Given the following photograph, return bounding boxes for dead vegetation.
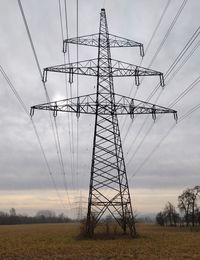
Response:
[0,223,200,259]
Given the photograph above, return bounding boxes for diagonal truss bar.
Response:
[42,58,164,86]
[63,33,144,56]
[31,92,177,120]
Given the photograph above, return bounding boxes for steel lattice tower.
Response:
[86,10,136,237]
[31,9,177,237]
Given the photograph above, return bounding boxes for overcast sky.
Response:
[0,0,200,218]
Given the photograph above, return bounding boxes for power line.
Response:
[120,0,172,133]
[58,0,64,41]
[58,0,74,188]
[121,2,199,180]
[129,74,200,179]
[127,121,155,167]
[122,1,187,136]
[147,26,200,102]
[64,0,71,62]
[130,122,176,179]
[54,117,71,207]
[130,98,200,179]
[144,0,172,57]
[0,64,67,211]
[166,39,200,85]
[135,0,188,91]
[18,0,71,207]
[124,25,200,162]
[63,0,76,185]
[146,0,188,70]
[76,0,79,99]
[17,0,42,79]
[17,0,59,152]
[127,27,200,154]
[168,75,200,108]
[76,0,80,178]
[127,73,200,167]
[55,0,78,205]
[165,27,200,78]
[179,103,200,122]
[125,115,149,156]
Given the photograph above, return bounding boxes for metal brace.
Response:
[30,107,34,118]
[53,103,58,117]
[69,67,74,84]
[42,69,48,83]
[152,105,156,121]
[174,112,178,123]
[135,66,140,87]
[160,73,165,88]
[63,41,67,53]
[76,97,80,118]
[140,44,144,58]
[129,99,135,119]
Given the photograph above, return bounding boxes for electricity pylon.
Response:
[31,9,177,237]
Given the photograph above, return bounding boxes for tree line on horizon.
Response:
[156,186,200,227]
[0,208,74,225]
[1,186,199,226]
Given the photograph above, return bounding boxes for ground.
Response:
[0,223,200,259]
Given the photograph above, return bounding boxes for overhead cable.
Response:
[121,0,172,133]
[124,25,200,160]
[0,64,67,211]
[18,0,71,207]
[129,74,200,178]
[146,0,188,70]
[130,99,200,179]
[76,0,80,178]
[58,0,74,188]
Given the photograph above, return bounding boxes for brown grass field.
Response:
[0,223,200,259]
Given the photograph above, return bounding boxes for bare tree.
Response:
[178,186,200,226]
[36,210,56,218]
[163,202,179,226]
[156,202,179,226]
[9,208,16,216]
[156,212,165,226]
[178,189,191,226]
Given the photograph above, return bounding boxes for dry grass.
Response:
[0,223,200,259]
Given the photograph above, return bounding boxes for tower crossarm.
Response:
[42,58,164,87]
[63,33,144,56]
[30,92,177,121]
[42,59,98,83]
[111,59,164,86]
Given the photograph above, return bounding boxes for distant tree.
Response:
[163,202,179,226]
[156,212,165,226]
[189,186,200,227]
[137,216,154,224]
[156,202,179,227]
[9,208,16,216]
[0,209,73,225]
[0,211,6,217]
[178,189,191,226]
[195,208,200,226]
[36,210,56,219]
[156,186,200,228]
[178,186,200,227]
[58,213,65,220]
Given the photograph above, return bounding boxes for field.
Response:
[0,223,200,259]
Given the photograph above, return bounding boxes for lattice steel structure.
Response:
[31,9,177,237]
